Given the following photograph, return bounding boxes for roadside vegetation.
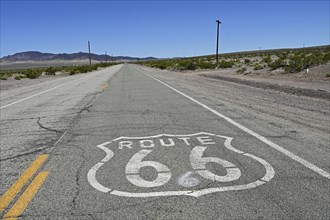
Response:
[138,45,330,77]
[0,62,118,80]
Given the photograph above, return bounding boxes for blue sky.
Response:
[1,0,329,58]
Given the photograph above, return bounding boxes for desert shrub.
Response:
[24,69,42,79]
[218,60,235,68]
[196,60,216,69]
[284,52,327,73]
[254,65,263,70]
[322,52,330,63]
[269,57,287,70]
[244,59,251,64]
[69,69,79,75]
[142,60,173,70]
[96,62,111,68]
[158,64,167,70]
[15,76,21,80]
[44,66,57,75]
[186,62,196,70]
[279,52,288,60]
[236,67,247,74]
[176,60,196,70]
[152,60,171,69]
[75,65,95,73]
[262,55,272,64]
[1,75,8,80]
[0,70,15,79]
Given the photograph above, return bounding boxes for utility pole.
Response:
[105,51,107,63]
[215,20,221,64]
[88,41,91,66]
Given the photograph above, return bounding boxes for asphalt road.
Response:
[1,64,329,219]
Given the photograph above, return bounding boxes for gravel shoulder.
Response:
[199,74,330,100]
[175,64,330,99]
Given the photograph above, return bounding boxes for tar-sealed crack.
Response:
[59,136,89,213]
[78,104,93,114]
[71,155,86,211]
[37,117,62,134]
[0,147,45,162]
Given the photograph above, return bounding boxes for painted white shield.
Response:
[87,132,275,198]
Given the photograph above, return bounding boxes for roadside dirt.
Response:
[167,63,330,100]
[0,74,69,91]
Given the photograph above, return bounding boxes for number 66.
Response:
[125,146,241,188]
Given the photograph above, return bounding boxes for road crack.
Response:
[0,147,44,162]
[37,117,62,133]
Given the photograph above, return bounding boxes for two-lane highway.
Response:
[1,64,329,219]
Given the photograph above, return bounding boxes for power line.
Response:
[221,26,240,52]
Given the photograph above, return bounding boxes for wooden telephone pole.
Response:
[88,41,91,66]
[216,20,221,64]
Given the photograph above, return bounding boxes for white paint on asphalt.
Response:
[142,71,330,180]
[87,162,111,193]
[125,149,172,188]
[190,146,242,182]
[245,153,275,182]
[159,138,175,147]
[119,141,133,149]
[87,132,275,197]
[87,142,114,193]
[53,131,68,147]
[139,140,155,148]
[178,171,200,187]
[111,132,215,141]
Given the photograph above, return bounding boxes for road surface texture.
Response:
[1,64,329,219]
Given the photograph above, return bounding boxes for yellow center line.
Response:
[3,171,49,220]
[0,154,48,213]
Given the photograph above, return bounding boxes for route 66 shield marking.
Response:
[87,132,275,198]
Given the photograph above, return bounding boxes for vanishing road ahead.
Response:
[1,64,329,219]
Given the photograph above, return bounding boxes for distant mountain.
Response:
[0,51,157,62]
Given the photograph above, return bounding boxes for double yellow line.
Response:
[0,154,49,219]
